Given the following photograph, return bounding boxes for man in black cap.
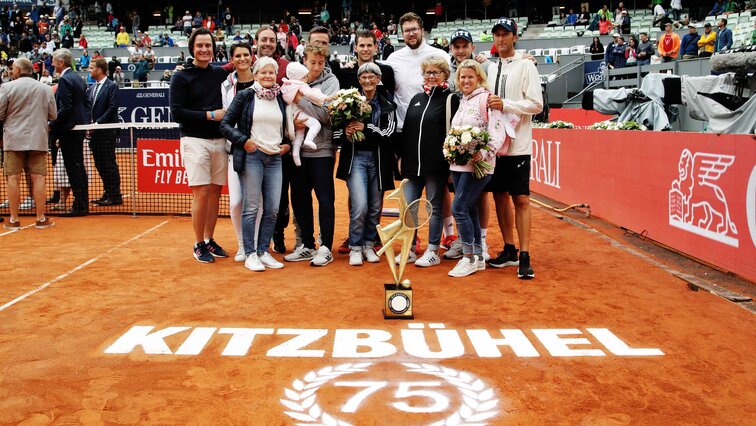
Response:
[485,17,543,280]
[697,23,716,57]
[448,29,490,92]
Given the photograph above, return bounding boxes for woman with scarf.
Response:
[220,56,292,272]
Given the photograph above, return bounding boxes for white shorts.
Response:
[180,137,228,187]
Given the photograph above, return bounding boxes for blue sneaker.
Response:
[193,242,215,263]
[206,238,228,258]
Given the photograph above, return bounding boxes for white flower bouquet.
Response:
[442,125,492,179]
[588,120,647,130]
[327,88,372,142]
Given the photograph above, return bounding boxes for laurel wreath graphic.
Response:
[280,362,498,425]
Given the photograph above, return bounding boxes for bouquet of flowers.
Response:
[442,125,492,179]
[588,120,647,130]
[327,88,372,142]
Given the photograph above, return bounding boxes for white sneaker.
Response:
[244,253,265,272]
[349,249,363,266]
[415,250,441,267]
[234,248,246,262]
[362,246,380,263]
[259,252,284,269]
[395,249,418,265]
[19,197,35,210]
[443,239,464,259]
[284,245,315,262]
[448,256,478,277]
[481,239,490,261]
[476,255,486,271]
[310,246,334,267]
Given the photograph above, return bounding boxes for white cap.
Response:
[286,62,308,80]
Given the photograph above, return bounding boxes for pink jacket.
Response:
[449,87,519,174]
[280,79,329,106]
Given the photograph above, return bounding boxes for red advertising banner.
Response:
[137,139,230,195]
[530,129,756,282]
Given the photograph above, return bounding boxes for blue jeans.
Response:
[240,150,282,255]
[451,171,492,256]
[404,174,446,250]
[637,59,650,66]
[346,151,382,249]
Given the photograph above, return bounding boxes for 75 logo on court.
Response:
[280,362,500,425]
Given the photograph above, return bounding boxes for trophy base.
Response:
[384,283,413,320]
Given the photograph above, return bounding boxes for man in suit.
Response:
[0,58,57,229]
[50,48,90,216]
[88,58,122,206]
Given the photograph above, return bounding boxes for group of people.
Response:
[2,48,123,230]
[169,12,542,280]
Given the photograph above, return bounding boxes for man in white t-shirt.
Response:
[381,12,449,131]
[485,17,543,279]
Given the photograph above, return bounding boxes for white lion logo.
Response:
[669,149,738,247]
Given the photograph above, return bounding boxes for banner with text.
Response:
[138,139,190,193]
[530,129,756,282]
[117,88,171,124]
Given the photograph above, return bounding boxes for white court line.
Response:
[0,224,36,237]
[0,220,170,312]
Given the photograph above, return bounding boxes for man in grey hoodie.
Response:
[283,42,341,267]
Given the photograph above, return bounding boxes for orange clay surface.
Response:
[1,182,755,425]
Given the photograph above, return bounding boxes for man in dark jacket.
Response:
[330,30,395,100]
[88,58,122,206]
[49,48,91,216]
[680,25,700,60]
[636,32,654,65]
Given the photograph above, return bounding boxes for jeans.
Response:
[290,156,335,250]
[451,171,492,256]
[240,150,282,256]
[637,59,650,66]
[403,174,446,250]
[346,151,382,249]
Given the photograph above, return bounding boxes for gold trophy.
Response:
[376,179,432,319]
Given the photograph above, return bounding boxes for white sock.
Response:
[481,228,487,239]
[443,217,455,237]
[204,238,211,244]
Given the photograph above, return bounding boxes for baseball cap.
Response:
[492,17,517,34]
[612,33,620,37]
[687,24,696,29]
[704,22,712,27]
[450,29,473,44]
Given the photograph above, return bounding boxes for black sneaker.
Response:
[193,242,215,263]
[489,246,519,268]
[273,230,286,253]
[206,238,228,258]
[517,252,535,280]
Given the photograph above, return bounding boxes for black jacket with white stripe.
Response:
[335,92,397,192]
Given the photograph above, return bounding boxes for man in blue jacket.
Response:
[680,25,701,59]
[715,18,732,52]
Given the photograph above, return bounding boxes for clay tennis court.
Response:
[1,181,754,425]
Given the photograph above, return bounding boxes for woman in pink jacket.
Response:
[447,60,518,278]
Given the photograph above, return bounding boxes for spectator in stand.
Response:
[132,10,141,41]
[59,15,72,37]
[177,51,186,66]
[223,7,234,35]
[113,65,124,85]
[295,39,305,63]
[216,45,227,62]
[79,49,91,70]
[116,26,129,47]
[73,15,83,39]
[144,46,156,63]
[93,51,104,60]
[0,57,57,230]
[160,33,174,47]
[203,15,216,33]
[637,32,654,65]
[160,70,171,84]
[619,10,631,35]
[658,23,681,62]
[107,55,120,78]
[40,68,53,85]
[566,9,578,26]
[751,21,756,46]
[605,33,619,65]
[557,12,567,27]
[715,18,733,52]
[282,42,340,267]
[611,36,627,68]
[133,55,150,86]
[614,1,625,17]
[215,28,226,43]
[698,23,716,57]
[625,37,639,65]
[142,32,152,47]
[61,29,74,48]
[680,24,700,59]
[382,36,394,60]
[334,62,396,267]
[371,23,382,40]
[589,36,604,59]
[670,0,683,21]
[724,0,738,13]
[192,11,203,30]
[78,34,87,48]
[88,58,122,206]
[578,7,591,26]
[182,10,193,36]
[598,15,613,35]
[287,31,299,62]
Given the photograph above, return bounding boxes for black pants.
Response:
[90,129,122,200]
[59,130,89,211]
[290,156,335,250]
[275,153,294,233]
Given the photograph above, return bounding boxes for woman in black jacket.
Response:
[395,55,460,267]
[335,63,397,266]
[589,36,604,60]
[219,57,292,272]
